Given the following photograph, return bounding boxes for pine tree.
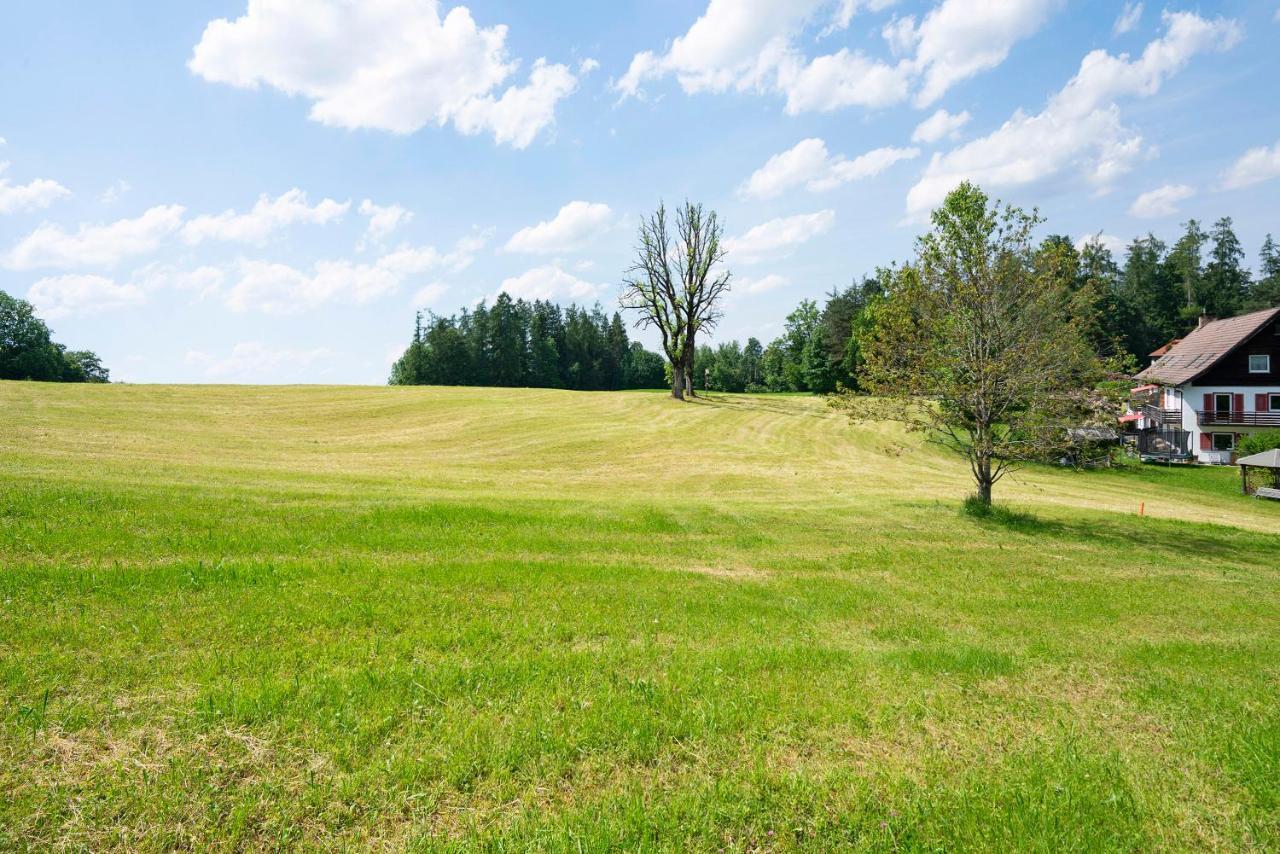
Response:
[1201,216,1249,317]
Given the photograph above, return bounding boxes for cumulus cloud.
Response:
[617,0,1056,114]
[1221,140,1280,190]
[908,0,1061,107]
[410,281,449,308]
[1113,2,1143,35]
[504,201,613,253]
[738,273,790,294]
[221,236,482,314]
[905,11,1241,220]
[724,210,835,264]
[186,341,333,382]
[498,264,603,301]
[27,274,145,319]
[182,188,348,244]
[131,263,227,298]
[1129,184,1194,218]
[911,108,970,143]
[189,0,579,148]
[740,139,918,199]
[5,205,185,270]
[0,160,71,215]
[615,0,910,114]
[358,199,414,249]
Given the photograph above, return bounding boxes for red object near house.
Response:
[1200,433,1212,450]
[1258,393,1270,411]
[1234,393,1244,416]
[1203,392,1213,412]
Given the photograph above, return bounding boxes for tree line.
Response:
[691,218,1280,394]
[1,290,110,382]
[389,292,666,390]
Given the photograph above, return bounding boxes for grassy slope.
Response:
[1,382,1277,851]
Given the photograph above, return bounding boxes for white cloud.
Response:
[222,236,481,314]
[358,199,414,249]
[909,0,1061,107]
[504,201,613,253]
[185,342,333,382]
[1075,232,1127,256]
[905,11,1242,220]
[0,161,71,215]
[911,108,970,143]
[1128,184,1194,218]
[616,0,1055,115]
[498,265,603,301]
[1221,140,1280,190]
[1113,2,1143,35]
[411,282,449,308]
[189,0,579,148]
[738,273,790,294]
[27,274,145,319]
[5,205,185,270]
[615,1,910,115]
[131,263,226,298]
[740,138,917,199]
[99,180,131,204]
[724,210,835,264]
[182,188,348,244]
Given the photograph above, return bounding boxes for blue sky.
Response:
[2,0,1278,383]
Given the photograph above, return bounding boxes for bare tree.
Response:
[621,201,731,400]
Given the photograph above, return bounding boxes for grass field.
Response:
[2,382,1278,851]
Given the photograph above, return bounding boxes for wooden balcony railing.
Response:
[1196,410,1280,427]
[1139,404,1183,426]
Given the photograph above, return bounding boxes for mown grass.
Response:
[1,382,1277,850]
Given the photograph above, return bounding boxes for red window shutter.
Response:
[1200,432,1212,450]
[1257,393,1268,412]
[1203,393,1213,412]
[1234,393,1244,415]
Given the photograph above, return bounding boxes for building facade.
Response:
[1128,307,1280,464]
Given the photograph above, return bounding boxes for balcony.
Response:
[1196,410,1280,427]
[1139,404,1183,426]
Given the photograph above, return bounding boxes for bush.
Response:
[1239,430,1280,457]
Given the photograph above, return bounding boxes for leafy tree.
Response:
[0,290,109,382]
[830,182,1109,508]
[1165,219,1208,324]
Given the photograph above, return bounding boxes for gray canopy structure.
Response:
[1237,448,1280,497]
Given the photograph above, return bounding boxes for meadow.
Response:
[1,382,1277,851]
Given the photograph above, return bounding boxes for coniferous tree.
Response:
[1201,217,1249,317]
[1247,234,1280,310]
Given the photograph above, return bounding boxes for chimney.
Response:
[1197,314,1215,330]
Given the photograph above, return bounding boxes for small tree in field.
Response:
[830,182,1107,507]
[621,201,731,399]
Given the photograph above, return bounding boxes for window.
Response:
[1215,393,1232,416]
[1249,354,1271,373]
[1271,393,1280,412]
[1212,433,1235,451]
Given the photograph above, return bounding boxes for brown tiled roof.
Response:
[1136,307,1280,385]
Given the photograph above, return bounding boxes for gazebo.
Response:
[1237,449,1280,498]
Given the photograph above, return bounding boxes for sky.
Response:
[1,0,1278,384]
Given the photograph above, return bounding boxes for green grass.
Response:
[1,382,1277,851]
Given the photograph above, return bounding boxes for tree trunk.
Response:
[974,455,994,507]
[671,364,685,400]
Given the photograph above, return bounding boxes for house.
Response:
[1126,307,1280,464]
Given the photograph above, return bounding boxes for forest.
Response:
[391,218,1280,395]
[389,293,667,390]
[695,218,1280,394]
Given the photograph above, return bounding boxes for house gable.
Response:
[1193,315,1280,386]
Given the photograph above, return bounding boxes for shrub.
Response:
[1239,430,1280,457]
